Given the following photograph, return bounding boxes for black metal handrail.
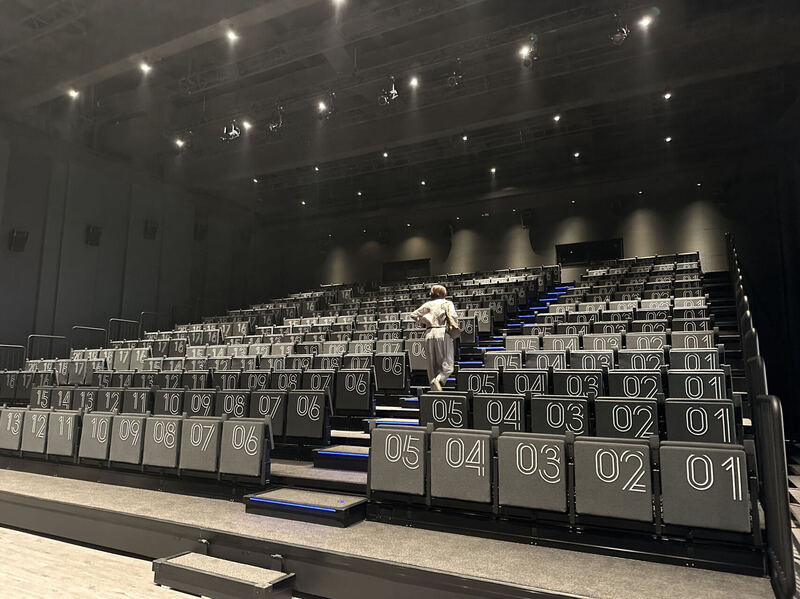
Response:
[108,318,139,342]
[26,334,69,360]
[138,311,166,337]
[70,325,107,350]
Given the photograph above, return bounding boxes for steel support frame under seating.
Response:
[367,496,767,577]
[0,489,574,599]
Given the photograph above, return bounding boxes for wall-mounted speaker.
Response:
[8,229,29,252]
[85,225,102,247]
[143,219,158,240]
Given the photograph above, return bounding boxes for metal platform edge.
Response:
[0,487,578,599]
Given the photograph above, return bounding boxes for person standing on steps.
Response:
[408,285,458,392]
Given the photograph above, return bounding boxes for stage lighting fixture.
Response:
[220,120,241,142]
[420,180,426,186]
[379,76,400,105]
[462,134,468,141]
[520,34,539,68]
[446,58,464,87]
[406,223,411,227]
[490,167,496,174]
[67,88,79,99]
[252,178,258,183]
[226,29,239,42]
[663,92,672,100]
[318,92,336,120]
[409,76,419,88]
[573,151,580,158]
[665,136,672,143]
[553,114,561,122]
[610,12,630,46]
[301,200,306,205]
[314,166,319,172]
[139,61,152,74]
[382,150,389,158]
[267,105,284,133]
[639,15,653,28]
[175,139,185,148]
[357,191,362,197]
[570,200,575,205]
[697,182,702,187]
[638,190,644,195]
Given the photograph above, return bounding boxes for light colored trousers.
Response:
[425,327,454,386]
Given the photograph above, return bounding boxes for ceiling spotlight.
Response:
[314,166,319,172]
[301,201,306,206]
[482,212,490,217]
[610,12,630,46]
[139,61,152,74]
[665,136,672,143]
[382,150,389,158]
[220,120,241,142]
[252,178,258,183]
[663,92,672,100]
[318,92,336,120]
[638,190,644,195]
[456,216,460,220]
[175,139,185,148]
[242,120,253,131]
[697,182,702,187]
[462,134,468,141]
[226,29,239,42]
[406,223,411,227]
[362,229,366,233]
[357,191,362,197]
[573,151,580,158]
[571,200,575,204]
[520,34,539,68]
[639,15,653,28]
[67,88,79,99]
[490,167,496,174]
[420,180,426,186]
[409,76,419,88]
[446,58,464,87]
[553,114,561,122]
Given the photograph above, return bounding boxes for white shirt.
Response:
[409,298,457,328]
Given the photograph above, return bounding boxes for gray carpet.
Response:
[0,470,773,599]
[270,459,367,484]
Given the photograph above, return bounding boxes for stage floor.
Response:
[0,469,772,599]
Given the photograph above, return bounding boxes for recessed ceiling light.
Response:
[67,88,79,99]
[573,151,580,158]
[301,201,306,205]
[139,61,152,74]
[252,178,258,183]
[456,216,460,220]
[490,167,496,174]
[409,76,419,88]
[382,151,388,158]
[553,114,561,122]
[638,15,653,28]
[420,180,426,186]
[242,120,252,130]
[175,139,185,148]
[357,191,362,196]
[462,134,468,141]
[512,209,516,212]
[317,101,328,113]
[571,200,575,204]
[697,182,702,187]
[638,190,644,195]
[226,29,239,42]
[663,92,672,100]
[406,223,411,227]
[314,166,319,172]
[519,45,531,58]
[328,234,332,238]
[362,229,366,233]
[665,136,672,143]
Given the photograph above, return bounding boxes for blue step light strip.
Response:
[458,360,483,365]
[375,419,420,426]
[316,450,368,458]
[249,497,337,513]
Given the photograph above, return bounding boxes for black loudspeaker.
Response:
[143,219,158,240]
[8,229,29,252]
[85,225,102,247]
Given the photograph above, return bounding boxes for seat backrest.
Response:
[594,397,658,439]
[430,428,493,503]
[664,398,737,444]
[660,441,750,532]
[369,425,427,496]
[497,432,567,512]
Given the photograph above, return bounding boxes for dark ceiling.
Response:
[1,0,798,225]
